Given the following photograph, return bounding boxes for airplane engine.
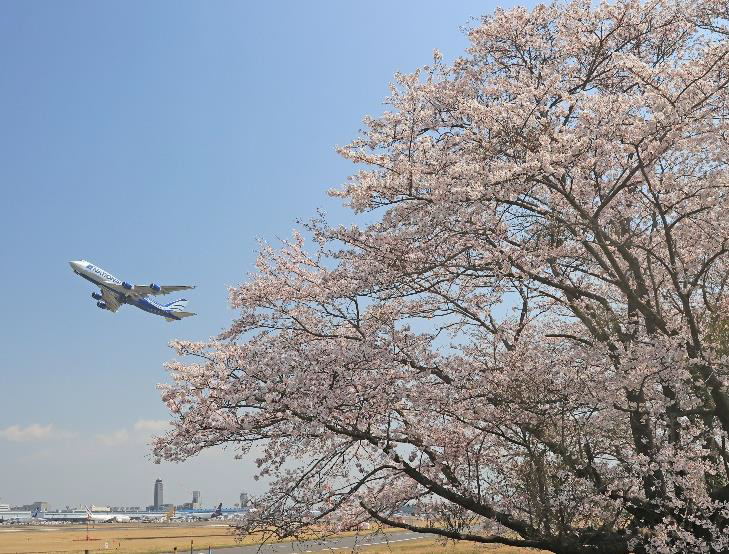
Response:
[150,283,161,292]
[91,292,102,301]
[122,281,133,290]
[96,301,108,310]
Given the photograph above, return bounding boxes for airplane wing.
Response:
[131,284,195,297]
[100,288,122,312]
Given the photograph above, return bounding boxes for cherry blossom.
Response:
[154,1,729,552]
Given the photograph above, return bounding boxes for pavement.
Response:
[182,530,429,553]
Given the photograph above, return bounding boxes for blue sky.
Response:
[0,0,530,509]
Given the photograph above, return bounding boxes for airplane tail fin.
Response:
[165,311,196,322]
[212,502,223,517]
[164,298,189,312]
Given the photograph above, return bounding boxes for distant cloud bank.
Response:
[133,419,170,433]
[0,419,170,446]
[0,423,75,442]
[96,419,169,447]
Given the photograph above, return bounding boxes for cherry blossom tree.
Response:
[154,1,729,552]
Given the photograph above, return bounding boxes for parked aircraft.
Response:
[141,506,177,522]
[30,508,46,522]
[69,260,195,321]
[84,507,131,523]
[191,503,223,520]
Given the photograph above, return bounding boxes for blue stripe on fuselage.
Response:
[131,297,181,320]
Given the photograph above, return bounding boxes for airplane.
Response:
[141,506,178,522]
[69,260,196,322]
[190,503,223,521]
[30,508,46,522]
[84,506,131,523]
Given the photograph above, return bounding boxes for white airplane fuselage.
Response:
[86,512,131,523]
[69,260,194,321]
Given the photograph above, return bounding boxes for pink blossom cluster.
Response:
[155,1,729,552]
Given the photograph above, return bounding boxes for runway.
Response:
[197,531,427,553]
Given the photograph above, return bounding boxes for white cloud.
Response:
[133,419,170,433]
[96,419,170,447]
[0,423,75,442]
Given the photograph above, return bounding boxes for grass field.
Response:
[0,523,547,554]
[0,523,240,554]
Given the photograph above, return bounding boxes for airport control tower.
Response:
[153,479,163,509]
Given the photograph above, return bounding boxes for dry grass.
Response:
[0,523,547,554]
[0,524,244,554]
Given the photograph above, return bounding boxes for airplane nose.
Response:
[69,260,82,271]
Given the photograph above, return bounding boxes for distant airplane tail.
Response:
[164,298,189,312]
[31,508,40,518]
[212,502,222,517]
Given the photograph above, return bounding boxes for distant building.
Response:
[192,490,201,505]
[240,492,249,507]
[154,479,163,509]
